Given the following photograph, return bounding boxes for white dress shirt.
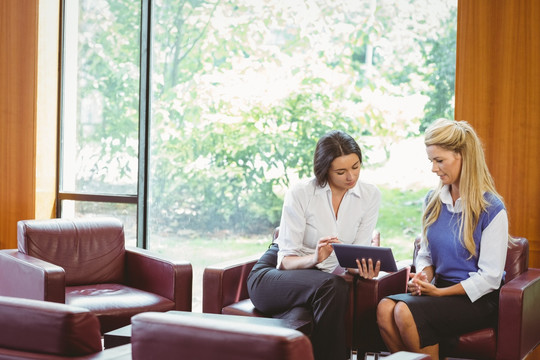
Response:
[275,177,381,272]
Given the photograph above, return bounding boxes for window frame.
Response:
[57,0,152,248]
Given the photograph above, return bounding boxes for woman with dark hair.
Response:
[247,130,381,360]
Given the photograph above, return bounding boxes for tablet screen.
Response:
[332,244,398,272]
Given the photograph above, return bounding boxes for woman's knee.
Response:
[315,274,349,305]
[377,298,397,327]
[326,274,349,297]
[393,301,414,330]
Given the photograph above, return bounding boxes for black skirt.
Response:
[386,279,499,348]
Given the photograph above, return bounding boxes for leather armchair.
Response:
[202,228,409,355]
[0,295,131,359]
[410,237,540,360]
[202,252,356,345]
[131,311,314,360]
[0,217,193,333]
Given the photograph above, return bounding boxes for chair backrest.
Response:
[131,312,314,360]
[0,295,102,356]
[503,237,529,282]
[17,217,126,286]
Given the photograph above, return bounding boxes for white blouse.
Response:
[275,177,381,272]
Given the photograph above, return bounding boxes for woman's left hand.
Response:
[356,258,381,279]
[411,273,440,296]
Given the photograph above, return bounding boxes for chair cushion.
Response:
[17,217,126,286]
[443,327,496,360]
[0,295,102,356]
[222,298,266,317]
[67,283,176,333]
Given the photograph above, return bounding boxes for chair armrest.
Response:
[125,247,193,311]
[0,249,65,302]
[0,296,102,356]
[202,255,259,314]
[497,268,540,360]
[355,267,409,317]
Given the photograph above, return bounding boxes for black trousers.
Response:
[247,244,349,360]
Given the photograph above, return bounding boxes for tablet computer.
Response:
[332,244,398,272]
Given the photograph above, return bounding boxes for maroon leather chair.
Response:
[0,217,193,333]
[202,228,409,355]
[410,237,540,360]
[131,311,314,360]
[0,295,131,359]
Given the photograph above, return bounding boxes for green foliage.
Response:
[68,0,457,238]
[419,6,457,131]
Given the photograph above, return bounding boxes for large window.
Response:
[60,0,457,310]
[60,0,141,246]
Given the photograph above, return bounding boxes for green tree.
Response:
[419,5,457,131]
[70,0,457,236]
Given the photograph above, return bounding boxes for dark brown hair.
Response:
[313,130,362,187]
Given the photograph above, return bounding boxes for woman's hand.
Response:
[413,279,441,296]
[409,267,443,296]
[355,257,381,279]
[408,271,428,295]
[314,236,340,264]
[281,236,340,270]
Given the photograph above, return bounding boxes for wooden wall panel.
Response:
[455,0,540,268]
[0,0,38,249]
[0,0,58,250]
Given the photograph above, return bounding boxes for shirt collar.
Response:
[315,180,362,198]
[440,185,462,213]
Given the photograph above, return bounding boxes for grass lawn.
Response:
[377,187,428,260]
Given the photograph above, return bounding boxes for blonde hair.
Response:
[422,119,504,258]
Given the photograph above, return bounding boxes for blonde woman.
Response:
[376,119,510,360]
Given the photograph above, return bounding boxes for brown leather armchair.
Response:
[410,237,540,360]
[131,311,314,360]
[202,228,409,355]
[0,295,131,359]
[0,217,193,333]
[202,230,355,346]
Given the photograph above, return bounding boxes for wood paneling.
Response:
[0,0,58,250]
[456,0,540,269]
[0,1,38,249]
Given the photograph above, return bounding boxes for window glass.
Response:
[149,0,456,310]
[60,0,141,195]
[60,0,456,311]
[60,200,137,247]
